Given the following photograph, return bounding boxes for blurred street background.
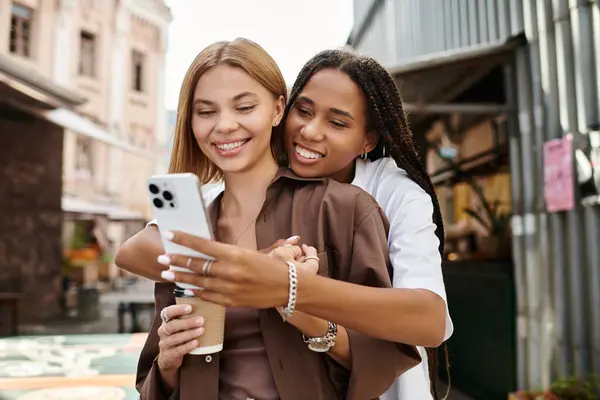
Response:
[1,0,600,399]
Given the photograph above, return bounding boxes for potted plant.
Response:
[463,176,512,260]
[510,374,600,399]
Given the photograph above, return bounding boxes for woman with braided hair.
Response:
[117,48,451,399]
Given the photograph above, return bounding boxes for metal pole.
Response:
[479,0,489,43]
[594,1,600,118]
[505,60,528,390]
[524,0,554,388]
[487,0,500,40]
[570,0,600,374]
[536,0,570,378]
[515,41,544,388]
[553,0,589,376]
[468,0,480,45]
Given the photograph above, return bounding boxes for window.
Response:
[131,50,145,92]
[79,31,96,77]
[75,137,94,179]
[9,4,33,57]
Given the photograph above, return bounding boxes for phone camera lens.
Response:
[149,184,160,194]
[153,198,164,208]
[162,191,173,201]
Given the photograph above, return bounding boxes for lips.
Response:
[215,139,248,151]
[212,138,251,157]
[294,144,324,160]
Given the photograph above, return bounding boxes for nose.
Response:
[215,111,239,134]
[299,120,324,142]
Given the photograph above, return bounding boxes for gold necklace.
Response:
[221,198,261,246]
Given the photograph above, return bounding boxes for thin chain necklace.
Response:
[221,197,261,246]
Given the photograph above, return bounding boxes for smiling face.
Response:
[191,64,284,176]
[284,68,377,183]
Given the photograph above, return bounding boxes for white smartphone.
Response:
[147,173,214,289]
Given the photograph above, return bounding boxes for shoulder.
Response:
[320,178,384,228]
[359,158,433,210]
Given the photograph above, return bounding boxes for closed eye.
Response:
[295,106,312,117]
[237,105,256,113]
[330,120,347,128]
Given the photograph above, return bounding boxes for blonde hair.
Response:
[168,38,288,183]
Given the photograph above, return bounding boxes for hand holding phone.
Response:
[147,173,214,289]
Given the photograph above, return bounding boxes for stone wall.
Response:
[0,106,64,325]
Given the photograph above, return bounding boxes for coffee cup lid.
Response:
[173,288,194,298]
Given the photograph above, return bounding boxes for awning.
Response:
[0,54,85,109]
[391,34,526,115]
[0,55,153,159]
[62,196,144,221]
[42,108,154,158]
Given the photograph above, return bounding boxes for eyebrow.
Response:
[193,91,259,106]
[296,95,355,120]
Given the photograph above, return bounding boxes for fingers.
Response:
[298,244,319,274]
[161,269,212,288]
[162,304,194,322]
[159,325,205,350]
[165,230,236,260]
[269,244,302,262]
[158,336,201,370]
[159,315,205,339]
[260,236,300,254]
[302,244,318,258]
[159,254,217,276]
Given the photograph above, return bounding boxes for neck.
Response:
[222,156,279,217]
[330,159,357,184]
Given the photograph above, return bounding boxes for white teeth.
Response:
[216,140,246,151]
[295,145,322,159]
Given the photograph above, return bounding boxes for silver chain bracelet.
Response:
[280,261,297,321]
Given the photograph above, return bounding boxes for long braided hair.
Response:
[286,49,447,398]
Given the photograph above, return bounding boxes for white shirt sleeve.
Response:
[381,173,454,341]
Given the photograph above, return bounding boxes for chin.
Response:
[289,160,324,178]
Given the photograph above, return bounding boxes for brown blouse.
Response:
[135,168,421,400]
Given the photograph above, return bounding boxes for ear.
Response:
[362,131,378,154]
[272,95,285,127]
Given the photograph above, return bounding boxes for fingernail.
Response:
[195,317,204,325]
[157,255,171,266]
[286,235,300,241]
[163,231,174,240]
[195,327,205,335]
[184,305,192,313]
[183,289,195,297]
[161,270,175,281]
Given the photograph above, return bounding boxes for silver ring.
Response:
[160,307,170,324]
[186,257,193,268]
[202,259,213,276]
[304,256,319,262]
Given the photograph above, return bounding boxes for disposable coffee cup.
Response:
[173,288,225,355]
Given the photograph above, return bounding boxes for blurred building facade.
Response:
[348,0,600,398]
[0,0,171,323]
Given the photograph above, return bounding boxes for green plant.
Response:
[70,223,89,250]
[513,375,600,400]
[550,374,600,399]
[435,146,511,237]
[463,176,511,237]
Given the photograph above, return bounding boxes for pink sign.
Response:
[544,135,574,212]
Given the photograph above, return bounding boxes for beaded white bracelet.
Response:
[280,261,298,321]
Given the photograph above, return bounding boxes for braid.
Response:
[288,50,448,399]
